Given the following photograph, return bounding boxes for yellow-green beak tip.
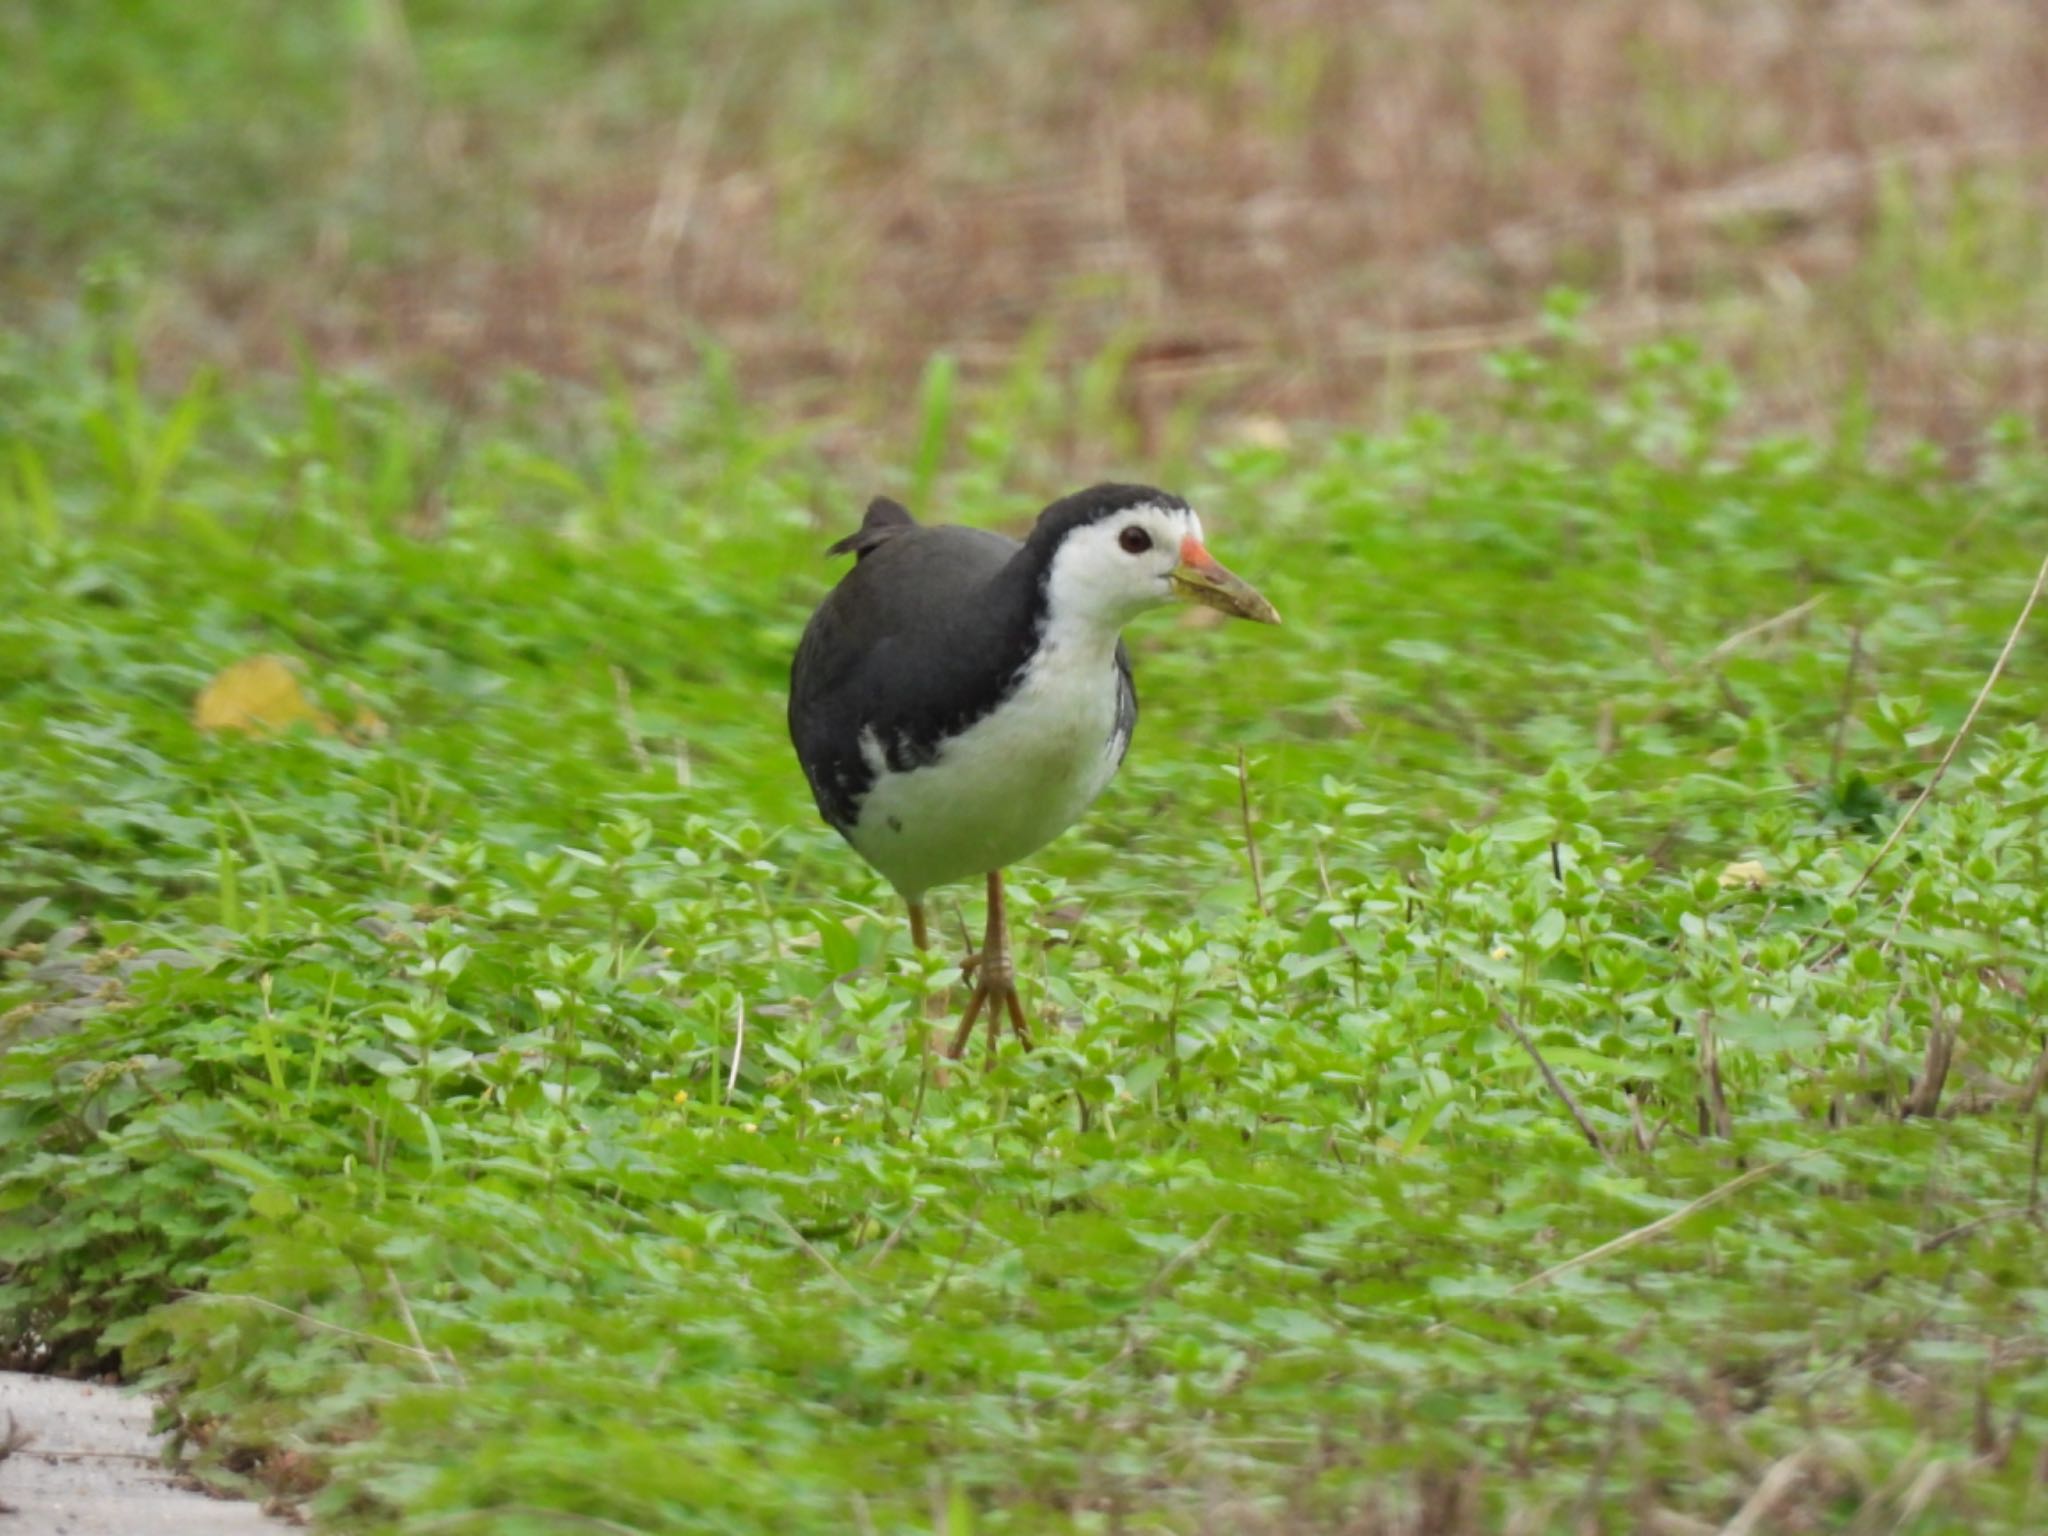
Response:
[1171,538,1280,625]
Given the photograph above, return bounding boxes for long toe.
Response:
[1002,984,1034,1048]
[947,985,988,1060]
[977,977,1032,1065]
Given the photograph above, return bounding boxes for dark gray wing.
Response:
[1112,639,1136,765]
[789,524,1038,833]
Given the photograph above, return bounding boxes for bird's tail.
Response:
[826,497,916,560]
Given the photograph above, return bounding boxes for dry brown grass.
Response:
[133,0,2048,444]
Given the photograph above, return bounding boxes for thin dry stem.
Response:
[2018,1037,2048,1115]
[1699,595,1825,669]
[383,1260,458,1387]
[183,1289,447,1369]
[1828,625,1865,785]
[1714,1449,1812,1536]
[607,664,650,773]
[1236,748,1268,918]
[1507,1158,1800,1297]
[864,1198,926,1271]
[412,1508,651,1535]
[1060,1214,1233,1399]
[765,1207,864,1298]
[2031,1112,2044,1215]
[1902,1022,1957,1120]
[1842,551,2048,909]
[726,992,745,1100]
[915,1195,986,1320]
[1497,1010,1613,1163]
[1698,1015,1734,1139]
[1142,1213,1232,1302]
[1916,1204,2030,1254]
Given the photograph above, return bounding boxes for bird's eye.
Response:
[1118,526,1153,555]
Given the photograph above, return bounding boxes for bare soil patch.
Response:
[87,1,2048,443]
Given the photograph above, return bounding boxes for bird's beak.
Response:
[1170,536,1281,625]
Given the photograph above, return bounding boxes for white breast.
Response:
[848,635,1127,899]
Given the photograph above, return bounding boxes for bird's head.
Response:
[1028,484,1280,634]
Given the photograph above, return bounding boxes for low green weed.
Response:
[3,331,2047,1531]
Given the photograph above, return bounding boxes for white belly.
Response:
[848,643,1128,899]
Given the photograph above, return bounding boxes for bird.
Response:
[788,483,1279,1061]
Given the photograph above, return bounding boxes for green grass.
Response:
[4,321,2048,1533]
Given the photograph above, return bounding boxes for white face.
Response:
[1042,502,1202,633]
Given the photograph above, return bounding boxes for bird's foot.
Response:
[945,960,1033,1065]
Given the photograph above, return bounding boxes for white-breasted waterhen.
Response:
[789,484,1279,1061]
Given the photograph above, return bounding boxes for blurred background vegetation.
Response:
[9,0,2048,455]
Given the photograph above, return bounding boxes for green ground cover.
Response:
[4,316,2047,1531]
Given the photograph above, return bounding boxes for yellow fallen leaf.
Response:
[1718,860,1770,890]
[193,655,333,736]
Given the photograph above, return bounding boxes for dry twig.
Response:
[1902,1022,1957,1120]
[1497,1010,1613,1163]
[1839,551,2048,913]
[608,664,650,773]
[1715,1449,1812,1536]
[726,993,746,1100]
[414,1507,651,1535]
[1699,595,1825,669]
[1828,625,1865,785]
[384,1261,461,1387]
[765,1208,863,1299]
[1698,1016,1734,1139]
[1508,1158,1801,1297]
[1235,747,1269,917]
[1058,1215,1233,1398]
[182,1290,446,1368]
[864,1199,925,1271]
